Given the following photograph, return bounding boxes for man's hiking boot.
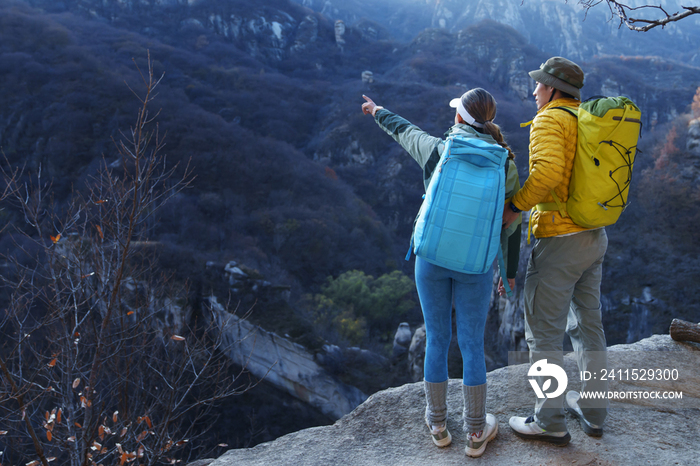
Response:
[465,413,498,457]
[565,391,604,437]
[508,415,571,446]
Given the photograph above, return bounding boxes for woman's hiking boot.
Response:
[424,380,451,447]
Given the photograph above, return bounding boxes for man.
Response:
[502,57,608,445]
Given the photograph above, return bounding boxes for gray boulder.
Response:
[392,322,412,359]
[407,325,426,382]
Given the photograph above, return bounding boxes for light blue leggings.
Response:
[415,256,493,386]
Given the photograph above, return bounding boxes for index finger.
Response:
[362,95,374,104]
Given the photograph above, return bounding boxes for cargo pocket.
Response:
[523,278,539,346]
[524,278,539,317]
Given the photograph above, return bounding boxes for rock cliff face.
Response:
[206,294,367,419]
[295,0,700,65]
[294,0,431,42]
[430,0,700,65]
[203,334,700,466]
[27,0,329,62]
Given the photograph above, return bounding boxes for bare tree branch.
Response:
[579,0,700,31]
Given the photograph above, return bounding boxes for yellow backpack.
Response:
[538,97,642,228]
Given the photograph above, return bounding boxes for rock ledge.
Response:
[207,335,700,466]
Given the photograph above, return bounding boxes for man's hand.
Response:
[498,277,516,297]
[502,202,520,229]
[362,95,383,117]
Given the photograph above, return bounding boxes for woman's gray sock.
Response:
[424,380,449,427]
[462,383,487,433]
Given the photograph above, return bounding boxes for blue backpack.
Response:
[409,135,511,294]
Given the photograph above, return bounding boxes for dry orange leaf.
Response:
[74,422,82,428]
[127,311,134,316]
[170,335,185,341]
[136,430,148,442]
[56,409,62,424]
[72,378,81,389]
[96,199,107,204]
[217,443,228,447]
[48,358,57,367]
[144,416,153,429]
[96,225,104,240]
[46,431,52,442]
[45,411,49,421]
[98,425,105,440]
[50,234,61,244]
[113,411,119,423]
[67,436,76,442]
[120,452,127,466]
[163,439,173,452]
[26,460,40,466]
[0,430,7,435]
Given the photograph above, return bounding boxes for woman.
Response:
[361,89,521,458]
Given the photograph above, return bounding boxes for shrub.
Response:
[309,269,418,344]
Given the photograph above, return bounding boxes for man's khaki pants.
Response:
[524,228,609,432]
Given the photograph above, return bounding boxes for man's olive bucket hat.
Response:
[529,57,584,100]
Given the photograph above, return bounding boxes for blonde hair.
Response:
[461,88,516,160]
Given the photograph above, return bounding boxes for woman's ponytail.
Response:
[483,121,516,160]
[460,88,516,161]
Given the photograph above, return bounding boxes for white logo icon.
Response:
[528,359,568,399]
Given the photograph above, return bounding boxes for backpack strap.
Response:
[552,106,578,118]
[405,196,424,261]
[500,161,515,293]
[497,246,512,297]
[536,190,568,218]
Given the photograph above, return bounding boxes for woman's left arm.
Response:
[502,159,522,279]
